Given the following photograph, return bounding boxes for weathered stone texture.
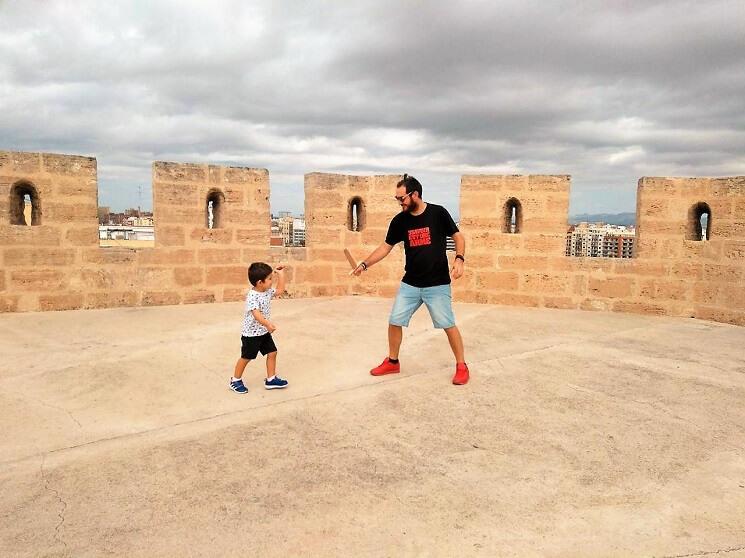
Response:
[0,151,742,327]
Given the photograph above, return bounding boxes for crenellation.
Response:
[42,153,96,177]
[153,161,207,183]
[0,149,742,326]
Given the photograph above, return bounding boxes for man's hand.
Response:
[351,262,367,277]
[450,258,464,280]
[266,322,277,333]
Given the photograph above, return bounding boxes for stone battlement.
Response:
[1,150,743,325]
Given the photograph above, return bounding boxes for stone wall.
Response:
[455,174,745,325]
[1,149,743,326]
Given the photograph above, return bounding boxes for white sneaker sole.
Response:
[264,384,288,390]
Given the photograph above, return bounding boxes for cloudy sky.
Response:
[1,0,744,218]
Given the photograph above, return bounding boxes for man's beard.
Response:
[404,199,420,213]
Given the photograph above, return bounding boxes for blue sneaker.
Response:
[229,379,248,394]
[264,376,288,390]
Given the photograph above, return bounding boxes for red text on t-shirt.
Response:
[408,227,431,247]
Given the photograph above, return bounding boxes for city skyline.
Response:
[2,2,743,217]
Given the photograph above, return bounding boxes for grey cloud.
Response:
[0,0,743,215]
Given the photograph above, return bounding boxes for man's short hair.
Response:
[397,173,422,199]
[248,262,273,286]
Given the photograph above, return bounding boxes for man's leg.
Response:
[371,283,422,376]
[444,326,465,363]
[423,285,469,385]
[388,324,403,360]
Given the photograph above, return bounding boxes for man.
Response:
[352,174,469,385]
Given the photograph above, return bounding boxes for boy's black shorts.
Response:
[240,333,277,360]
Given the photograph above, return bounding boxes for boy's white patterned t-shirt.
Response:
[241,288,276,337]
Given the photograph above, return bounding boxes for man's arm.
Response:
[352,242,394,276]
[451,232,465,280]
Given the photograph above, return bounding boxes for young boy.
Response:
[230,262,289,394]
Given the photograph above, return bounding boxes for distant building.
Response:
[566,222,635,258]
[99,225,154,241]
[272,213,306,246]
[292,218,305,246]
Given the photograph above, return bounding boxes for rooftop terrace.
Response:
[2,297,744,557]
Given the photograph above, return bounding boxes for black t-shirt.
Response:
[385,203,459,288]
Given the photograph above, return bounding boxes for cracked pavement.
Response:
[1,297,745,557]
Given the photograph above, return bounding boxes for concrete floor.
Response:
[1,297,745,557]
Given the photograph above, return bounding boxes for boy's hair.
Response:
[397,173,422,199]
[248,262,273,286]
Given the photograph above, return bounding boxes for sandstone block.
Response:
[694,306,745,327]
[83,248,137,264]
[654,280,690,301]
[497,255,549,271]
[154,183,199,206]
[191,228,233,244]
[11,270,66,291]
[4,248,76,266]
[588,277,633,298]
[153,162,206,183]
[206,266,247,285]
[155,226,185,247]
[2,151,41,173]
[223,287,246,302]
[0,294,19,312]
[42,154,96,177]
[311,285,350,297]
[614,261,667,277]
[55,177,98,198]
[155,206,202,224]
[0,225,61,246]
[183,290,216,304]
[670,262,703,280]
[542,296,575,309]
[475,271,519,291]
[235,228,268,245]
[136,267,174,289]
[521,273,570,295]
[174,267,204,287]
[693,283,720,305]
[612,300,667,315]
[137,249,194,266]
[86,291,138,309]
[66,227,99,246]
[198,248,241,265]
[45,203,97,223]
[142,292,181,306]
[80,269,117,289]
[489,292,540,307]
[702,264,742,283]
[523,234,565,254]
[294,264,334,284]
[723,241,745,259]
[39,293,84,311]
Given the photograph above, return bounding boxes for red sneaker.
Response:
[370,358,400,376]
[452,362,469,385]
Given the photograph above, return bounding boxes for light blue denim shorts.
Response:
[389,282,456,329]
